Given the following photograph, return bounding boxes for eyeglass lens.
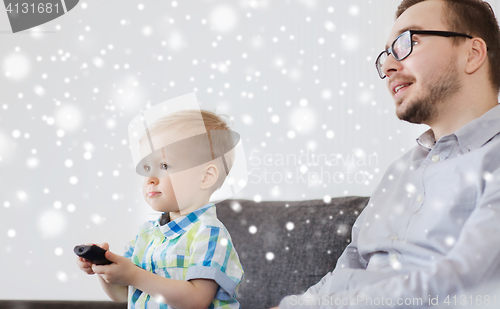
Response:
[393,32,411,59]
[376,31,412,78]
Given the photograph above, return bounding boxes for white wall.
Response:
[0,0,497,301]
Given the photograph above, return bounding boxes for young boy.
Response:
[76,103,244,309]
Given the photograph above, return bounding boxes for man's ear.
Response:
[200,163,219,190]
[465,37,488,75]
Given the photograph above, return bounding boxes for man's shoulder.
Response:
[478,134,500,156]
[468,137,500,176]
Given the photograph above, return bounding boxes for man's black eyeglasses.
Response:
[375,30,473,79]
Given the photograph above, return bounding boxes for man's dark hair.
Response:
[396,0,500,93]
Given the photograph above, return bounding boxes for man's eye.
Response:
[160,163,169,170]
[144,165,151,172]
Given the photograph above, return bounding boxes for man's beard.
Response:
[396,57,461,124]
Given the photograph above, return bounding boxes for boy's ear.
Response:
[200,163,219,190]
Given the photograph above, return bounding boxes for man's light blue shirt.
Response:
[280,104,500,308]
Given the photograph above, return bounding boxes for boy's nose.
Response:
[147,177,158,185]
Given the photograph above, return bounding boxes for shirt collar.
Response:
[416,104,500,152]
[454,104,500,153]
[416,128,436,150]
[156,203,216,239]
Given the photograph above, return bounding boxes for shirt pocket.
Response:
[405,160,479,254]
[152,241,191,280]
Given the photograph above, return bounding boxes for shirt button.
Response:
[431,154,440,162]
[416,195,423,202]
[390,254,398,262]
[390,236,399,240]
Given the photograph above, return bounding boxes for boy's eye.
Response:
[143,165,151,172]
[160,163,169,170]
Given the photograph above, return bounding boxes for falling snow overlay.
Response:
[2,0,495,302]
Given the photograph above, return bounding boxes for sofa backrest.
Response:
[216,196,370,308]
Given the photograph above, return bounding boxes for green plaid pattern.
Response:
[124,203,243,309]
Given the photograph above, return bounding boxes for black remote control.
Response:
[74,245,113,265]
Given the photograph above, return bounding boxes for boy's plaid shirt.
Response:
[124,203,244,309]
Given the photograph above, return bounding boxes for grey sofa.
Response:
[2,196,369,309]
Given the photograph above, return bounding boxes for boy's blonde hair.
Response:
[145,109,235,190]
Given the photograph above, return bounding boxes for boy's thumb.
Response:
[105,250,119,262]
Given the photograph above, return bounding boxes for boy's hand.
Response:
[75,242,109,275]
[76,255,95,275]
[92,248,139,286]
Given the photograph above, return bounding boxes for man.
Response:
[272,0,500,308]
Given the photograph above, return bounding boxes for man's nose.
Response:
[381,54,402,79]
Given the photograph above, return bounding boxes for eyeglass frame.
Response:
[375,30,474,79]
